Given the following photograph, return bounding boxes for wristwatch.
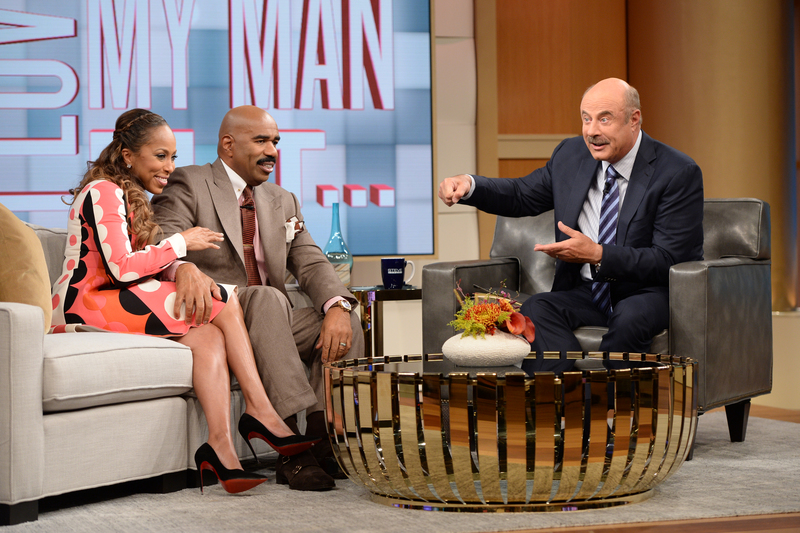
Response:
[330,300,353,313]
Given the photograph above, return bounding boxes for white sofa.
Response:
[1,224,309,525]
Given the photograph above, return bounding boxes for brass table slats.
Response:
[421,374,461,502]
[532,373,556,497]
[375,372,418,499]
[574,371,610,499]
[449,373,483,502]
[476,373,503,502]
[503,373,528,503]
[552,372,583,501]
[618,368,654,494]
[397,373,438,501]
[329,369,358,480]
[640,365,673,491]
[325,354,698,512]
[659,363,686,481]
[341,370,381,492]
[355,372,396,495]
[593,369,633,499]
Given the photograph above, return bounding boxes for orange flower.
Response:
[449,285,534,341]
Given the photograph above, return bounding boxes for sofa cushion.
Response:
[25,223,68,288]
[42,332,193,412]
[0,204,53,333]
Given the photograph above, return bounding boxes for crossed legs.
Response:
[177,291,293,470]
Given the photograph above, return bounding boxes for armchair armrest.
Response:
[669,257,772,412]
[0,302,45,505]
[422,258,520,356]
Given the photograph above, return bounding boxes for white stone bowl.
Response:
[442,330,531,367]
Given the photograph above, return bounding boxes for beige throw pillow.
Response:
[0,203,52,333]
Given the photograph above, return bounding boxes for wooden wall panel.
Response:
[496,0,627,135]
[628,0,795,309]
[499,159,548,179]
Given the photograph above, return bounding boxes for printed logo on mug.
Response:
[381,258,415,289]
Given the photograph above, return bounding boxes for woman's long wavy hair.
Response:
[71,109,168,250]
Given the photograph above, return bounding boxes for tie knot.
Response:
[242,185,255,207]
[606,165,620,181]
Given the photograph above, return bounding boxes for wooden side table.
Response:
[350,285,422,358]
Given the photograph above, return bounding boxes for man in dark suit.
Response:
[439,78,704,372]
[152,106,363,490]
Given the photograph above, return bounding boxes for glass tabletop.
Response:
[330,353,667,379]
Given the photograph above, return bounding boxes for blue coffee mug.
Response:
[381,258,415,289]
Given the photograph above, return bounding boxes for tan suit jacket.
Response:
[153,158,353,310]
[152,158,361,417]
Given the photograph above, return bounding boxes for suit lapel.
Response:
[563,156,599,230]
[617,132,655,244]
[208,159,245,265]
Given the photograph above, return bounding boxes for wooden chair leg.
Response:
[0,501,38,526]
[725,399,751,442]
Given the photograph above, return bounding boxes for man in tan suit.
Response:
[152,106,362,491]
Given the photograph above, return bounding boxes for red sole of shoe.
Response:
[199,463,267,494]
[219,477,267,494]
[247,432,320,456]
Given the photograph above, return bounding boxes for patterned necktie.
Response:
[240,185,262,286]
[592,165,620,315]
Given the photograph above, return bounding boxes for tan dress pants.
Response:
[237,286,363,418]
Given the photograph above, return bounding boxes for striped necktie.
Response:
[591,165,620,315]
[240,185,262,286]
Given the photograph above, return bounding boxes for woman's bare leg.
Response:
[177,324,243,470]
[211,292,294,437]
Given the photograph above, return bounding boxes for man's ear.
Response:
[630,109,642,128]
[220,134,234,156]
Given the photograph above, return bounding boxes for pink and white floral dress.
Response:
[51,179,233,336]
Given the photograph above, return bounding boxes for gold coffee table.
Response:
[324,352,697,512]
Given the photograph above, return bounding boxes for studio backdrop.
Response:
[0,0,434,256]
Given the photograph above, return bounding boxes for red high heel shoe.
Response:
[194,443,267,494]
[238,413,320,460]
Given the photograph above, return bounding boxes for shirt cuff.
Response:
[160,260,187,282]
[323,296,346,314]
[165,233,187,258]
[462,175,476,200]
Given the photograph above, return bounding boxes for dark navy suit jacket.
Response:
[464,132,704,309]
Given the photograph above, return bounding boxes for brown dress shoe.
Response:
[275,450,335,491]
[311,439,347,479]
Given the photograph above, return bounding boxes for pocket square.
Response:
[285,216,304,242]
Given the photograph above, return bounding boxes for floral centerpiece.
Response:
[442,284,535,367]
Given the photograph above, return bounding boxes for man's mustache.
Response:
[587,135,609,146]
[257,157,276,165]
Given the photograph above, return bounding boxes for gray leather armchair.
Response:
[422,198,773,442]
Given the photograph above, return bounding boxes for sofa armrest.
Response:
[422,258,520,356]
[0,302,45,505]
[669,258,772,413]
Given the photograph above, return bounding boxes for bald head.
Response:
[580,78,642,164]
[583,78,641,125]
[218,105,280,187]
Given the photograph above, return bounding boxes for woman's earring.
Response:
[127,164,131,169]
